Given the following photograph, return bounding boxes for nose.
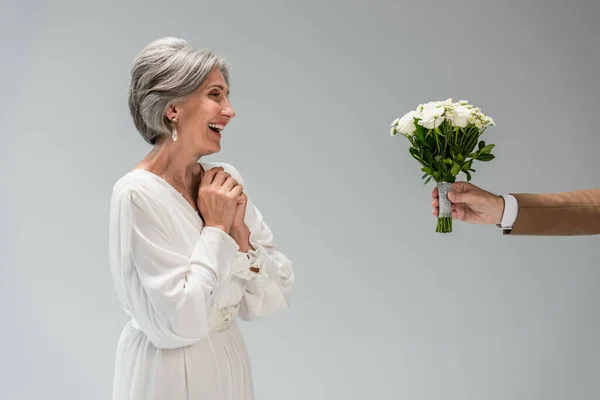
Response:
[220,99,235,119]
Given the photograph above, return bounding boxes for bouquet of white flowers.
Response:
[391,99,496,233]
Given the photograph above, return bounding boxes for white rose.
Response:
[417,103,445,129]
[450,104,471,128]
[421,101,444,112]
[396,111,417,135]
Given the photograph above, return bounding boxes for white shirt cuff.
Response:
[500,194,519,228]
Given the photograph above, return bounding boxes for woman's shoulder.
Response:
[111,169,164,205]
[113,169,160,190]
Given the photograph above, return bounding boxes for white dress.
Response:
[108,161,294,400]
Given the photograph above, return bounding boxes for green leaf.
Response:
[414,126,428,147]
[424,176,432,185]
[428,135,437,148]
[465,133,480,154]
[464,170,472,181]
[480,144,495,154]
[421,167,433,174]
[410,152,431,168]
[411,154,427,167]
[452,145,462,157]
[478,140,485,150]
[423,149,433,165]
[414,124,431,148]
[477,153,495,162]
[461,160,473,171]
[450,162,461,176]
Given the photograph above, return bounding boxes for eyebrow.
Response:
[208,85,230,95]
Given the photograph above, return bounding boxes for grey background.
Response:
[1,0,599,399]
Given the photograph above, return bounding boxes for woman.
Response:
[109,37,294,399]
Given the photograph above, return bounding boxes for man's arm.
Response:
[504,189,600,236]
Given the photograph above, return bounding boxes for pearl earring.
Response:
[171,117,178,141]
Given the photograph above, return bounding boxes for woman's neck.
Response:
[138,139,204,190]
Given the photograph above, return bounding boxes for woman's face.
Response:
[166,67,235,155]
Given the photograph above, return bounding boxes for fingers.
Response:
[432,201,459,217]
[212,170,232,187]
[200,167,224,186]
[237,192,248,204]
[201,168,243,195]
[449,181,483,204]
[449,181,471,203]
[222,176,240,192]
[199,166,244,203]
[432,186,438,199]
[451,181,472,193]
[433,208,461,219]
[230,184,244,198]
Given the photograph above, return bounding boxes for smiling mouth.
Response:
[208,123,224,134]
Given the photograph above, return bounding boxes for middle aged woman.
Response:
[108,37,294,400]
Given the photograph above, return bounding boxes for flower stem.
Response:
[436,217,452,233]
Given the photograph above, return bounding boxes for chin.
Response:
[195,140,221,156]
[203,145,221,156]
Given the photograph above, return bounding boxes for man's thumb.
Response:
[448,188,472,203]
[449,182,473,203]
[448,191,460,202]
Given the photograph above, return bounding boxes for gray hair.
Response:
[128,37,230,145]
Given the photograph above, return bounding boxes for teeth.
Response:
[208,123,224,130]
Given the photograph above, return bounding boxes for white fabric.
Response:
[109,161,294,400]
[500,194,519,228]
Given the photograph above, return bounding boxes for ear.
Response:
[165,103,182,122]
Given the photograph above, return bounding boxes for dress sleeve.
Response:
[214,163,295,321]
[109,182,240,349]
